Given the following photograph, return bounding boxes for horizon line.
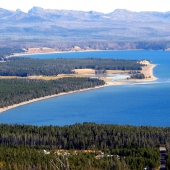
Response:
[1,6,170,14]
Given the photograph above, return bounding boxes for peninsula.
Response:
[0,56,157,113]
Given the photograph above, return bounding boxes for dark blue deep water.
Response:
[0,50,170,127]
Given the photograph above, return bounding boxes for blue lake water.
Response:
[1,50,170,127]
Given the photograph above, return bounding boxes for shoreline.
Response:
[105,63,157,85]
[11,48,144,57]
[141,64,157,81]
[11,49,107,57]
[0,85,107,114]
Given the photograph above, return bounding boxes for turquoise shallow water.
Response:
[1,50,170,127]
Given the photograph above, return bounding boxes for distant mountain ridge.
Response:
[0,7,170,50]
[1,7,170,22]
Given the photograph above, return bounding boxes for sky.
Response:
[0,0,170,13]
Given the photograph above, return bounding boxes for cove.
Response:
[0,50,170,127]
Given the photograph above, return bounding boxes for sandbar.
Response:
[101,63,157,86]
[141,64,157,81]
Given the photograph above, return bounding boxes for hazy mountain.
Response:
[0,7,170,50]
[1,7,170,23]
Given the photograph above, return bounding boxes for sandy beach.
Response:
[141,64,157,81]
[103,62,157,86]
[12,49,144,57]
[12,48,104,57]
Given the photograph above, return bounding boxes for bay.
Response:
[1,50,170,127]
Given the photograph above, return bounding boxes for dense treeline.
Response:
[0,123,169,150]
[0,123,168,169]
[130,71,145,79]
[131,73,145,79]
[0,78,104,108]
[0,58,143,76]
[0,48,24,60]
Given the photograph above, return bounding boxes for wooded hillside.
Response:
[1,123,169,169]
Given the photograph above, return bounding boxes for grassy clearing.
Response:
[0,76,18,79]
[100,77,113,82]
[0,69,130,82]
[28,75,74,80]
[73,69,95,74]
[27,74,89,80]
[106,70,129,74]
[74,69,130,78]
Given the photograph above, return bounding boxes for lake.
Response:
[0,50,170,127]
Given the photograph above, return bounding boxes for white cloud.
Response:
[0,0,170,13]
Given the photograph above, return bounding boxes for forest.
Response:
[0,58,143,76]
[0,48,24,61]
[0,78,104,108]
[0,123,170,169]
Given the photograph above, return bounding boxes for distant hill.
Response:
[0,7,170,50]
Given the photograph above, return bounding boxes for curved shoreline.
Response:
[106,63,157,85]
[0,85,107,114]
[1,54,158,114]
[141,64,157,80]
[0,74,157,114]
[134,64,157,82]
